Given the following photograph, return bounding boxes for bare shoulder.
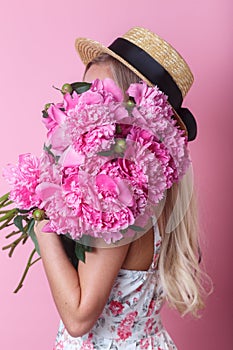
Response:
[121,227,154,271]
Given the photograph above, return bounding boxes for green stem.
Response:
[0,192,9,203]
[2,232,27,257]
[4,222,15,228]
[22,235,29,245]
[0,216,15,230]
[5,230,21,239]
[14,249,41,293]
[0,209,17,222]
[0,200,13,208]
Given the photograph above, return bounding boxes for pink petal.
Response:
[79,90,103,105]
[59,146,85,167]
[42,221,56,233]
[49,125,69,151]
[96,174,119,195]
[36,182,60,201]
[127,82,148,105]
[63,91,79,110]
[102,78,123,102]
[115,178,134,206]
[48,105,66,124]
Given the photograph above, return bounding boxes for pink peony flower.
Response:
[127,82,190,181]
[2,79,190,247]
[64,78,123,109]
[97,207,135,232]
[58,146,85,168]
[72,124,115,156]
[43,104,70,154]
[39,151,61,185]
[65,104,116,156]
[3,154,41,209]
[96,174,133,206]
[98,158,149,217]
[35,159,136,241]
[63,91,80,111]
[127,81,170,111]
[43,104,66,137]
[127,126,178,188]
[90,78,123,103]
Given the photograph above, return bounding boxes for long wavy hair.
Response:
[84,54,210,316]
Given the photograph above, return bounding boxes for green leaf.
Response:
[128,225,145,232]
[75,243,86,263]
[43,143,60,163]
[17,208,33,214]
[120,228,128,234]
[74,243,92,263]
[71,82,91,94]
[55,156,60,163]
[60,235,92,267]
[42,110,48,118]
[116,124,122,134]
[27,219,40,255]
[60,235,78,268]
[27,218,35,235]
[84,245,92,253]
[97,150,114,157]
[13,215,24,232]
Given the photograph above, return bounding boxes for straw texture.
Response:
[75,27,194,98]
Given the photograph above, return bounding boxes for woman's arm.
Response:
[34,220,130,337]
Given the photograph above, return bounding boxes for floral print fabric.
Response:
[54,224,177,349]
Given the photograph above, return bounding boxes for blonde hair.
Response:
[85,54,210,316]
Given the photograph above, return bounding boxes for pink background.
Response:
[0,1,232,349]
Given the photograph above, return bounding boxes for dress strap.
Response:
[149,218,162,270]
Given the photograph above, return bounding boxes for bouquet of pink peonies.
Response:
[0,78,190,292]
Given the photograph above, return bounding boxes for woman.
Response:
[35,27,206,349]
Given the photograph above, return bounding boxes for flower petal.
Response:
[96,174,119,195]
[102,78,123,102]
[36,182,60,201]
[59,146,85,167]
[115,178,134,206]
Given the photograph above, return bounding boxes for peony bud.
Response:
[126,100,135,108]
[44,103,52,111]
[61,83,73,94]
[33,209,45,221]
[114,139,126,154]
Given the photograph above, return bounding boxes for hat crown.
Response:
[122,27,194,98]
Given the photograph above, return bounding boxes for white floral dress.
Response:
[54,224,177,349]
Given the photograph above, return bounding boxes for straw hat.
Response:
[75,27,197,141]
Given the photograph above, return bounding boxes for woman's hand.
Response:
[34,219,53,238]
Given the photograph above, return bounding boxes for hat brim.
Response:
[75,37,188,137]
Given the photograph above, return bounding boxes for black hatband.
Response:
[108,37,197,141]
[108,38,183,110]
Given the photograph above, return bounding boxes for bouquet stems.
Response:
[13,248,41,293]
[0,192,41,292]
